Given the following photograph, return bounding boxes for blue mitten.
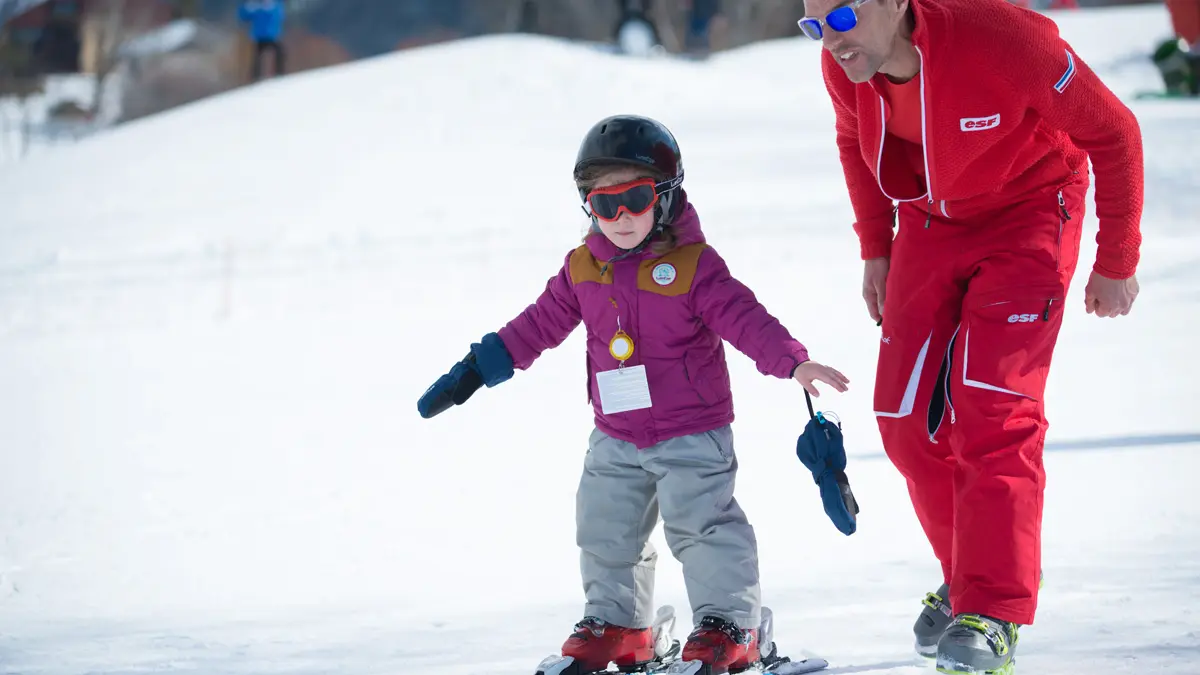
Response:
[418,332,514,419]
[795,391,860,536]
[469,332,515,387]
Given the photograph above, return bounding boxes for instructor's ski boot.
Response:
[914,571,1042,659]
[935,614,1019,675]
[914,583,953,658]
[679,616,759,673]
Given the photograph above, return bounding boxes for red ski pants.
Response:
[1167,0,1200,47]
[873,181,1087,626]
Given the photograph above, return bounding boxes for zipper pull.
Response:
[1058,191,1070,221]
[925,199,933,228]
[1043,298,1053,321]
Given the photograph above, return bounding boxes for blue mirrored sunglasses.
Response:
[798,0,873,40]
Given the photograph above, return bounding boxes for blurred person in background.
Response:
[684,0,721,56]
[1154,0,1200,96]
[615,0,661,56]
[239,0,286,81]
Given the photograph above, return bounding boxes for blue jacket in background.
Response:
[238,0,285,42]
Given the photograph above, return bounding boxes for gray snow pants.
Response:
[577,425,761,630]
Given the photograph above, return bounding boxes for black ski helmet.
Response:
[574,114,685,227]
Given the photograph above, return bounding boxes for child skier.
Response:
[418,114,850,674]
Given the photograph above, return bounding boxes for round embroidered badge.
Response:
[651,263,677,286]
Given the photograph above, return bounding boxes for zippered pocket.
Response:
[925,325,959,443]
[682,352,711,405]
[1055,190,1070,272]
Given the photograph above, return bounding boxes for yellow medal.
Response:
[609,330,635,362]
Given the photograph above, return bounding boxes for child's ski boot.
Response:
[536,606,680,675]
[935,614,1019,675]
[560,616,654,672]
[679,615,759,674]
[914,583,953,658]
[662,608,829,675]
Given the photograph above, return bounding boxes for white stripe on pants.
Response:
[577,425,761,630]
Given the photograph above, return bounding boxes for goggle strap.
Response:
[655,172,684,195]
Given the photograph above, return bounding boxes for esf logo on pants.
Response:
[1008,313,1041,323]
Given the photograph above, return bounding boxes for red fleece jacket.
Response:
[823,0,1144,279]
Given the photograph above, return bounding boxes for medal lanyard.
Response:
[608,297,634,369]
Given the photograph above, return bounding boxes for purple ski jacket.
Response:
[496,196,810,449]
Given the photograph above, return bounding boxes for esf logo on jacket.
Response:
[960,114,1001,131]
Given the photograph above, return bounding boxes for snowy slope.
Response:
[0,4,1198,674]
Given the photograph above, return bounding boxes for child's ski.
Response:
[535,651,828,675]
[660,658,829,675]
[533,606,829,675]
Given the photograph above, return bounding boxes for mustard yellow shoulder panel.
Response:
[569,245,613,286]
[637,243,708,297]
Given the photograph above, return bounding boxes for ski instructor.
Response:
[802,0,1143,672]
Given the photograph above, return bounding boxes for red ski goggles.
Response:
[584,177,662,222]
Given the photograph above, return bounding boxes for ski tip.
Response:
[763,657,829,675]
[535,655,579,675]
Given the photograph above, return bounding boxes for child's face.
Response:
[588,167,657,250]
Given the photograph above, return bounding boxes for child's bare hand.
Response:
[793,360,850,397]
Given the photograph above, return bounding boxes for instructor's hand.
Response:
[863,257,890,324]
[1084,271,1138,318]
